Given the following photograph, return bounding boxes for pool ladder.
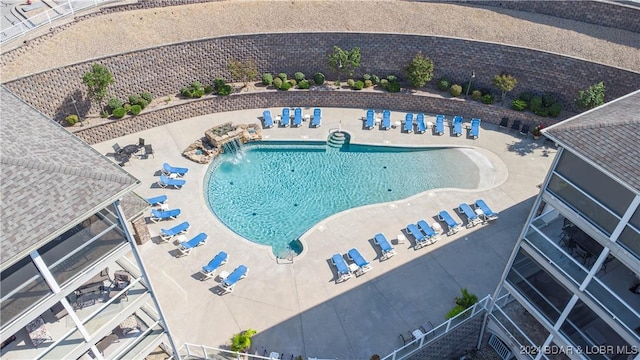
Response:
[327,131,347,148]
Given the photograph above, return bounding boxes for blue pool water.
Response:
[204,141,480,256]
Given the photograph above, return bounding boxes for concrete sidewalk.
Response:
[93,107,555,359]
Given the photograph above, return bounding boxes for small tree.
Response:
[227,58,258,89]
[493,74,518,103]
[327,46,361,81]
[82,64,114,108]
[230,329,257,352]
[405,51,435,88]
[576,81,605,110]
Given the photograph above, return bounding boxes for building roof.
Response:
[0,87,140,267]
[543,90,640,194]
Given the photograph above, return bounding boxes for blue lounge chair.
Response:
[347,248,373,275]
[404,113,414,133]
[474,199,499,222]
[162,163,189,177]
[331,254,352,283]
[452,116,463,137]
[220,265,248,293]
[150,208,181,223]
[262,110,274,129]
[470,118,481,139]
[312,108,322,127]
[160,221,190,242]
[281,108,290,127]
[416,113,426,134]
[381,110,391,130]
[438,210,462,235]
[200,251,228,280]
[146,195,167,206]
[365,109,375,129]
[407,223,428,249]
[293,107,303,127]
[435,114,445,135]
[157,174,186,189]
[178,232,208,256]
[373,233,396,260]
[417,220,440,244]
[458,203,483,228]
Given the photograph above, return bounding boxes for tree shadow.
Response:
[53,89,91,124]
[506,136,557,157]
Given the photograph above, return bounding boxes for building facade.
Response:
[0,87,178,359]
[485,91,640,359]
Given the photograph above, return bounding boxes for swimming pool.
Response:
[204,141,480,256]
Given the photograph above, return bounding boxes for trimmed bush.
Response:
[294,72,305,82]
[386,74,397,83]
[471,90,482,101]
[549,102,562,117]
[450,84,462,97]
[481,93,495,104]
[108,98,123,111]
[181,82,205,98]
[542,93,556,107]
[280,81,292,91]
[204,85,214,94]
[313,72,325,85]
[371,74,380,85]
[138,99,148,109]
[273,77,283,89]
[511,99,528,111]
[100,111,109,118]
[446,305,467,319]
[65,114,78,126]
[386,81,401,93]
[364,79,373,88]
[352,80,364,90]
[362,74,371,81]
[262,73,273,86]
[533,108,549,117]
[217,84,232,96]
[438,78,450,91]
[141,92,153,103]
[129,95,142,106]
[346,79,355,87]
[519,92,534,102]
[288,79,297,87]
[214,78,226,91]
[530,96,543,112]
[380,79,389,88]
[278,73,287,81]
[112,107,126,118]
[123,103,131,112]
[298,80,310,89]
[129,104,142,115]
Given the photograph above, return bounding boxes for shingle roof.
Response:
[543,90,640,193]
[0,87,139,267]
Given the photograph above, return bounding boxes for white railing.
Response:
[171,343,277,360]
[0,0,116,44]
[381,295,492,360]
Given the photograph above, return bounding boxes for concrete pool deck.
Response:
[93,107,556,359]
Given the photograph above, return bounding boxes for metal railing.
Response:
[381,295,492,360]
[172,344,277,360]
[1,0,115,44]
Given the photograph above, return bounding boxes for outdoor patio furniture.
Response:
[25,316,52,348]
[112,143,124,154]
[144,144,154,158]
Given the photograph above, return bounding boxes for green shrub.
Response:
[217,84,232,96]
[386,74,397,83]
[519,92,534,102]
[123,103,131,112]
[347,79,355,87]
[65,114,78,126]
[294,72,305,82]
[542,93,556,107]
[194,88,205,98]
[371,74,380,85]
[334,80,341,87]
[288,79,297,87]
[362,74,371,81]
[262,73,273,86]
[100,110,109,118]
[386,81,401,93]
[530,96,543,112]
[576,81,605,110]
[471,90,482,101]
[533,108,549,117]
[129,104,142,115]
[364,79,373,88]
[108,98,123,111]
[549,102,562,117]
[280,81,291,91]
[191,81,203,89]
[273,77,283,89]
[129,95,142,106]
[214,78,226,91]
[181,81,205,98]
[138,99,149,109]
[298,80,310,89]
[112,107,126,118]
[380,79,389,88]
[481,93,495,104]
[204,85,214,94]
[352,80,364,90]
[313,72,325,85]
[446,305,467,319]
[450,84,462,97]
[141,92,153,103]
[278,73,287,81]
[438,78,450,91]
[511,99,528,111]
[230,329,257,352]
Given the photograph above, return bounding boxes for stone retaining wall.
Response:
[73,90,544,145]
[4,32,640,125]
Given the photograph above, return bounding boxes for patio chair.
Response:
[381,110,391,130]
[474,199,499,222]
[452,116,463,137]
[159,221,190,242]
[417,220,440,244]
[162,163,189,177]
[511,120,522,133]
[293,107,303,127]
[347,248,372,276]
[365,109,375,129]
[262,110,274,129]
[200,251,228,280]
[150,208,181,223]
[404,113,414,133]
[138,138,145,147]
[438,210,462,235]
[331,254,352,283]
[520,123,531,137]
[146,195,167,206]
[157,174,186,189]
[407,223,428,249]
[416,113,426,134]
[220,265,248,293]
[373,233,396,260]
[499,117,509,129]
[144,144,155,158]
[435,114,445,135]
[177,232,208,256]
[112,143,124,155]
[311,108,322,127]
[457,203,483,228]
[281,108,291,127]
[469,118,481,139]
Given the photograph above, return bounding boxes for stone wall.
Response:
[4,32,640,124]
[406,313,485,360]
[73,90,544,145]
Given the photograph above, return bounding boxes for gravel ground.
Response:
[1,0,639,81]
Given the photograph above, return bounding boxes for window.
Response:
[0,257,52,325]
[617,226,640,260]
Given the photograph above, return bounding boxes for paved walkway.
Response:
[2,0,639,80]
[93,108,555,359]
